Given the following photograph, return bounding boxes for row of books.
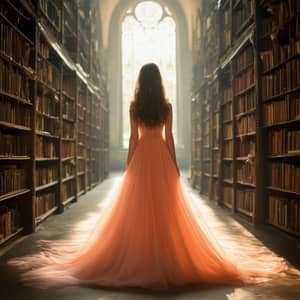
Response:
[262,58,300,100]
[235,45,254,74]
[77,176,85,193]
[236,113,256,135]
[62,77,76,99]
[77,159,85,173]
[220,4,230,51]
[260,40,300,72]
[212,152,219,175]
[223,123,233,139]
[36,166,58,186]
[236,138,255,157]
[0,60,32,102]
[0,99,31,128]
[63,122,75,139]
[223,162,233,180]
[36,95,59,116]
[268,196,300,233]
[236,90,256,114]
[37,58,60,91]
[268,129,300,155]
[223,140,233,158]
[77,145,85,157]
[63,2,77,34]
[203,161,211,174]
[270,162,300,193]
[36,136,57,158]
[36,114,59,136]
[62,160,76,178]
[62,99,75,120]
[38,40,50,60]
[0,133,29,157]
[223,186,233,207]
[222,102,232,121]
[234,67,254,95]
[62,141,75,158]
[35,193,56,218]
[62,180,76,201]
[0,205,21,241]
[237,162,256,185]
[39,0,61,32]
[0,167,26,196]
[223,86,233,103]
[0,21,33,67]
[233,0,253,36]
[264,95,300,125]
[236,189,255,214]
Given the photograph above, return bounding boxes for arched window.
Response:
[122,1,177,148]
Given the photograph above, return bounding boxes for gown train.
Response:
[7,123,290,290]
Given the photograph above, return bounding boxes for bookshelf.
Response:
[191,93,202,191]
[191,0,300,239]
[0,0,109,247]
[259,0,300,237]
[0,0,35,242]
[220,64,235,209]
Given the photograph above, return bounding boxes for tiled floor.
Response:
[1,171,300,300]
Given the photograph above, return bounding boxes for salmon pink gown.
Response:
[7,114,289,290]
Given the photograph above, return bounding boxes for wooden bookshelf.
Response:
[259,0,300,237]
[191,93,202,190]
[0,0,109,247]
[191,0,300,239]
[0,0,35,242]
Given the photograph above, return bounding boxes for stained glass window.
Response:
[122,1,177,148]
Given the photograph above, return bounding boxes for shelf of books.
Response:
[77,2,90,75]
[233,42,257,221]
[220,0,231,57]
[85,90,92,191]
[232,0,254,41]
[210,79,221,202]
[0,0,35,244]
[62,0,77,61]
[191,92,202,191]
[220,64,235,209]
[100,87,109,180]
[35,29,61,224]
[191,0,299,239]
[76,79,87,197]
[0,0,109,247]
[259,0,300,237]
[201,88,211,197]
[61,64,77,206]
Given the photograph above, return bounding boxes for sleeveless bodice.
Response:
[138,123,164,140]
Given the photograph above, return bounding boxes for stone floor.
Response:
[1,171,300,300]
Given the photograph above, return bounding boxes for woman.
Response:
[7,63,289,291]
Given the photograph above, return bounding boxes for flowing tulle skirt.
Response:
[7,135,290,290]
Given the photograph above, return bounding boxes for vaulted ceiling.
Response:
[99,0,200,49]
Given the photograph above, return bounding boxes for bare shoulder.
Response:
[129,101,135,112]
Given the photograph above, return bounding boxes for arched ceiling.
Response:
[99,0,200,49]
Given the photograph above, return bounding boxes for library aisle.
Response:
[1,172,300,300]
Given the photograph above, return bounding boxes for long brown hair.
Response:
[130,63,170,127]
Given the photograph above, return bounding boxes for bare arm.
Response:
[126,104,139,168]
[165,103,180,176]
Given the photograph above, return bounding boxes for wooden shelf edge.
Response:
[0,227,24,247]
[0,189,31,202]
[35,206,58,225]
